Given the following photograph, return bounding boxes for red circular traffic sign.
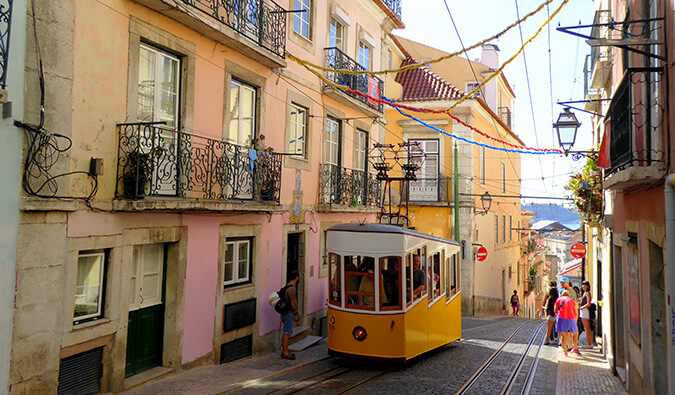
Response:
[476,246,488,261]
[570,243,586,259]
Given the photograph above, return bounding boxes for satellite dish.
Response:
[383,188,401,207]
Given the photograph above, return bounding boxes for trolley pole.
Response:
[454,144,460,242]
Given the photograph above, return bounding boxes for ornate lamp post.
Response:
[553,108,581,155]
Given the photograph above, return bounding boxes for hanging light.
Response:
[553,108,581,155]
[478,191,492,215]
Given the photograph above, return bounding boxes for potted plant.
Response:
[123,150,155,199]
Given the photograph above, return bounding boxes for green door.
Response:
[126,244,165,377]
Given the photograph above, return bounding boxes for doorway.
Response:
[286,233,304,311]
[125,244,166,377]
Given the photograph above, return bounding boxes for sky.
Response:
[395,0,596,206]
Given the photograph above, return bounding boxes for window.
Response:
[74,250,107,324]
[501,162,506,193]
[466,81,481,98]
[138,44,180,127]
[509,265,512,280]
[289,104,307,157]
[503,215,506,244]
[448,253,459,296]
[224,238,252,287]
[344,255,375,310]
[428,252,442,300]
[293,0,311,39]
[130,244,164,310]
[380,257,402,310]
[229,79,257,147]
[410,247,427,303]
[324,117,340,165]
[328,253,341,306]
[479,147,485,185]
[354,129,368,171]
[358,41,370,70]
[410,139,439,201]
[495,215,499,246]
[328,17,344,50]
[509,215,513,242]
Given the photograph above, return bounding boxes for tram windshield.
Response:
[344,255,375,309]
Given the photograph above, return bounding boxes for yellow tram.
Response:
[326,223,462,362]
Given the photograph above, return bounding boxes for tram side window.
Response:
[405,254,412,305]
[328,253,341,306]
[380,257,401,310]
[449,253,459,296]
[428,252,442,301]
[411,250,426,301]
[344,255,375,309]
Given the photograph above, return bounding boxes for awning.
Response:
[597,119,611,169]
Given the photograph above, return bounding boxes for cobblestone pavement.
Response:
[122,316,627,394]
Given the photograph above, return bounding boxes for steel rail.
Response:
[500,321,546,395]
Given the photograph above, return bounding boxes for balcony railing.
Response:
[498,107,512,129]
[606,68,665,176]
[117,122,282,203]
[319,163,381,207]
[182,0,286,57]
[324,47,384,113]
[379,0,402,21]
[408,177,451,202]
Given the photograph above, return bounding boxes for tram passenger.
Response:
[345,258,361,305]
[382,258,400,306]
[358,257,375,306]
[412,255,425,299]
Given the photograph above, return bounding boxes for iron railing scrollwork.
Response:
[379,0,401,21]
[117,122,281,203]
[182,0,286,58]
[0,0,12,89]
[324,47,383,113]
[606,68,665,176]
[319,163,381,207]
[409,177,450,202]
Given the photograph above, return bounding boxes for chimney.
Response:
[480,44,500,68]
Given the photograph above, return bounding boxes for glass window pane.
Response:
[380,257,401,310]
[224,243,234,283]
[344,255,375,310]
[237,241,249,280]
[329,254,342,306]
[142,274,159,299]
[74,252,104,320]
[138,47,156,122]
[159,55,178,127]
[412,252,425,301]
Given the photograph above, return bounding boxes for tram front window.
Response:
[380,257,401,310]
[328,253,341,306]
[344,255,375,309]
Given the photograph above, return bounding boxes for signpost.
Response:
[476,246,488,262]
[570,243,586,259]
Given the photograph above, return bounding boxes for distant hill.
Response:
[522,203,582,230]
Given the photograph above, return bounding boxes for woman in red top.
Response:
[554,289,579,356]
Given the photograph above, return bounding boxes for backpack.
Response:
[589,302,597,320]
[272,284,293,315]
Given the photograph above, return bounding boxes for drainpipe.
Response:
[665,174,675,395]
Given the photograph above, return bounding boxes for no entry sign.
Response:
[570,243,587,259]
[476,246,488,262]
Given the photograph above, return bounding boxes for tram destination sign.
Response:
[476,246,488,262]
[570,243,586,259]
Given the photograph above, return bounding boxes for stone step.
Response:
[290,325,310,339]
[288,335,322,352]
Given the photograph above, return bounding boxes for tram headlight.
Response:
[329,315,335,324]
[352,326,367,341]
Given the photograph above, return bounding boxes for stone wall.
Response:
[473,296,504,316]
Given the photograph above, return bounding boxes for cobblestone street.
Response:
[124,316,626,394]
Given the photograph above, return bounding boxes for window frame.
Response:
[380,256,403,311]
[501,162,506,193]
[228,78,258,147]
[324,116,341,166]
[223,237,254,288]
[354,129,368,171]
[479,147,485,185]
[74,250,108,325]
[503,215,507,244]
[137,43,181,128]
[495,214,499,246]
[328,17,344,50]
[293,0,312,40]
[358,41,371,70]
[289,103,308,158]
[328,253,342,307]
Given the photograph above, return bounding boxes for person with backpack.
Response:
[510,290,520,317]
[579,280,594,347]
[280,270,300,360]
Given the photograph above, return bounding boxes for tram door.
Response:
[286,233,304,311]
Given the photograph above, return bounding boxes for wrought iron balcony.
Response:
[408,177,451,202]
[0,0,12,89]
[498,107,511,129]
[324,47,384,113]
[319,163,381,207]
[181,0,286,58]
[378,0,402,21]
[605,68,665,179]
[117,122,282,203]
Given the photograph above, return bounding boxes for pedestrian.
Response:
[559,277,579,352]
[543,284,558,345]
[281,270,301,360]
[579,280,594,347]
[510,290,520,317]
[555,289,579,356]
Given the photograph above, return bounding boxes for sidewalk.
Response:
[555,333,626,394]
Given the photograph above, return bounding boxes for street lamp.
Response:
[477,191,492,215]
[553,108,581,155]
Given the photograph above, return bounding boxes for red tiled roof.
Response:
[395,58,465,101]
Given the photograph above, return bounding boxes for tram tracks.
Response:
[454,320,547,395]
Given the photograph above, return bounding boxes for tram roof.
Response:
[327,223,460,246]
